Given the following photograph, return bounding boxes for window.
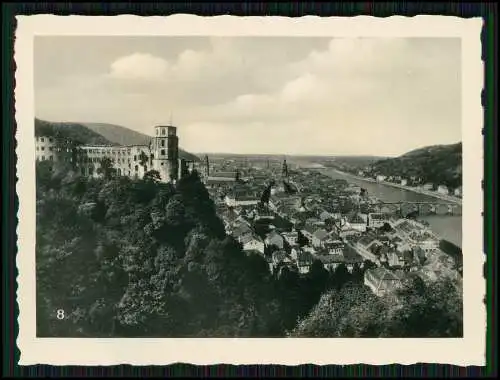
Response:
[135,165,139,171]
[49,147,53,151]
[81,167,86,175]
[156,129,159,136]
[161,149,166,156]
[41,156,45,161]
[89,167,94,175]
[134,155,137,161]
[49,155,53,161]
[41,147,45,151]
[161,139,165,147]
[161,128,166,136]
[41,138,45,142]
[144,165,148,172]
[36,147,39,151]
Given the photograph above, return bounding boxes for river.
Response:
[314,168,463,248]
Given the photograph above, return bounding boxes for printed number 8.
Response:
[56,309,65,320]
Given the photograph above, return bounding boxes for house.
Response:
[437,185,449,195]
[376,175,387,183]
[265,230,284,249]
[241,233,265,254]
[316,253,345,271]
[423,183,434,191]
[225,192,260,207]
[312,228,330,248]
[368,213,388,228]
[347,213,367,233]
[253,207,275,221]
[319,210,333,222]
[271,250,295,275]
[300,224,316,241]
[408,230,440,252]
[305,217,324,228]
[364,268,404,297]
[232,223,253,242]
[296,250,314,274]
[324,240,345,255]
[387,250,406,268]
[282,231,299,247]
[244,249,263,257]
[272,250,289,266]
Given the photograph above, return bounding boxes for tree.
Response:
[289,283,386,338]
[260,184,272,205]
[333,263,350,289]
[297,229,309,247]
[380,222,393,233]
[144,170,161,183]
[389,277,463,337]
[97,157,115,180]
[139,151,149,168]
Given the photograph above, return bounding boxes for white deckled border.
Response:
[15,14,485,366]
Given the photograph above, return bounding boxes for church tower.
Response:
[152,125,179,183]
[205,155,210,177]
[282,158,288,179]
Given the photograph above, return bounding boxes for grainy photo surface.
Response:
[16,15,485,366]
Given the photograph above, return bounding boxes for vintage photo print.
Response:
[15,15,485,365]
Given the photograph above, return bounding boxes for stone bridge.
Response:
[373,201,462,216]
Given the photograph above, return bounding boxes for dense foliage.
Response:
[369,143,462,189]
[36,162,463,338]
[290,277,463,338]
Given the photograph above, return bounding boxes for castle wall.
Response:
[35,124,181,184]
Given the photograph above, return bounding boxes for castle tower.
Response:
[152,125,179,183]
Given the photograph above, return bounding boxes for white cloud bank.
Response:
[35,36,461,156]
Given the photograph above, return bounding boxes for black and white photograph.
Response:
[16,15,484,366]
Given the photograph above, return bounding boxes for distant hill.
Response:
[81,122,153,146]
[35,119,199,161]
[298,155,388,172]
[369,142,462,189]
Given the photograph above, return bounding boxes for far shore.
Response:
[324,168,463,205]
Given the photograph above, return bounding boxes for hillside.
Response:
[369,142,462,189]
[81,122,153,146]
[35,119,200,161]
[35,118,113,146]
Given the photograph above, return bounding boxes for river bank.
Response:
[329,169,462,205]
[315,167,462,248]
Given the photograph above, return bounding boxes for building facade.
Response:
[35,135,75,163]
[35,124,191,183]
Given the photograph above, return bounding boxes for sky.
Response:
[34,36,462,157]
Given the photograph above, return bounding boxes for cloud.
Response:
[35,37,461,156]
[109,53,169,80]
